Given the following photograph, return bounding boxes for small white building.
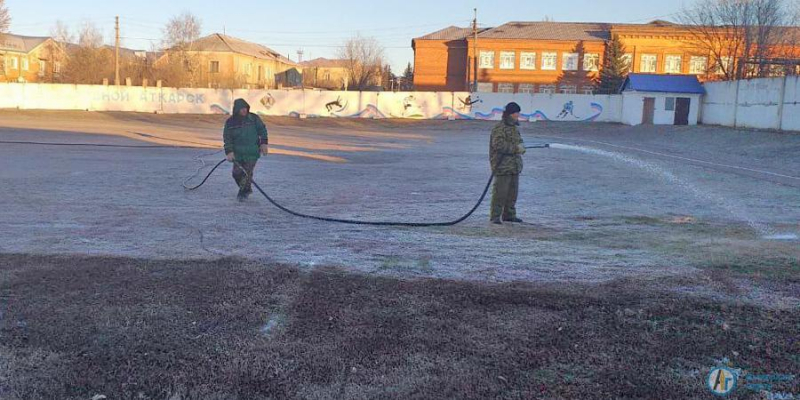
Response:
[621,74,705,126]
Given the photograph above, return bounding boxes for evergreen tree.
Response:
[401,62,414,90]
[596,34,629,94]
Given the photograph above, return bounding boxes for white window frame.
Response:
[583,53,600,71]
[499,51,515,70]
[641,54,657,73]
[560,85,577,95]
[21,58,29,71]
[497,83,515,93]
[210,60,220,73]
[539,85,556,94]
[9,57,18,70]
[54,62,62,74]
[38,60,46,77]
[622,54,633,71]
[689,56,707,74]
[479,51,495,69]
[541,52,557,70]
[665,55,682,74]
[716,56,733,75]
[245,63,252,76]
[518,83,535,94]
[582,86,594,95]
[476,82,494,93]
[562,53,579,71]
[520,52,536,70]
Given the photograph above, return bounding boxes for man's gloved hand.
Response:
[226,152,235,162]
[260,144,269,156]
[517,144,527,155]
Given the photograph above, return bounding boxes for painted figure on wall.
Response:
[325,96,348,113]
[458,95,482,112]
[260,93,275,110]
[557,101,576,119]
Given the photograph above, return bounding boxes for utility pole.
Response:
[115,16,120,86]
[472,8,478,93]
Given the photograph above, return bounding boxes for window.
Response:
[665,97,676,111]
[689,56,708,74]
[479,51,495,69]
[582,86,594,95]
[665,55,682,74]
[497,83,514,93]
[562,53,578,71]
[560,85,577,94]
[210,61,220,73]
[245,63,252,76]
[518,83,535,94]
[542,52,557,70]
[641,54,657,73]
[9,57,18,70]
[477,82,494,93]
[499,51,515,69]
[38,60,45,77]
[622,53,633,71]
[21,58,29,71]
[520,52,536,70]
[323,72,331,81]
[583,53,600,71]
[716,56,733,75]
[539,85,556,94]
[54,62,61,74]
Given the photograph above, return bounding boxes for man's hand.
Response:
[516,144,527,155]
[260,144,269,156]
[226,152,235,162]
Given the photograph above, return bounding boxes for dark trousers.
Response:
[490,174,519,221]
[232,161,258,194]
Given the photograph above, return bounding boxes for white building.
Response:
[621,74,705,126]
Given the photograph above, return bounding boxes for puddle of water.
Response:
[550,143,775,236]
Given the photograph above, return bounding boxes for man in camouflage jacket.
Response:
[489,102,526,224]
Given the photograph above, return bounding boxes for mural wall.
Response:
[0,83,623,123]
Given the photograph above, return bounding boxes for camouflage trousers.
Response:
[232,160,258,194]
[490,174,519,221]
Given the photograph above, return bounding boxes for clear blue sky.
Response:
[6,0,691,72]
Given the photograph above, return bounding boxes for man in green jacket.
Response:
[489,102,526,224]
[223,98,269,201]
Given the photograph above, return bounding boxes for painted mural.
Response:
[0,83,619,123]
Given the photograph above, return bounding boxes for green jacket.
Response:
[489,116,524,176]
[223,99,268,162]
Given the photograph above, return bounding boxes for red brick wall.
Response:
[413,39,468,91]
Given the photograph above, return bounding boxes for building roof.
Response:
[414,26,490,41]
[184,34,297,66]
[301,57,348,68]
[621,74,706,94]
[0,33,51,53]
[477,22,611,41]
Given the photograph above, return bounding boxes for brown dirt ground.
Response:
[1,254,798,399]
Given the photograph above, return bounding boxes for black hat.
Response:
[504,102,521,115]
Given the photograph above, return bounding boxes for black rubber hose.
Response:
[185,143,550,227]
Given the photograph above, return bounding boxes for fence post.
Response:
[732,79,740,128]
[777,75,788,131]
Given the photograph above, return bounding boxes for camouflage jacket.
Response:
[489,117,524,175]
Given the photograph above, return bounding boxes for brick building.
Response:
[0,33,66,83]
[412,20,798,94]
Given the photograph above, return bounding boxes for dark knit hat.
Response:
[504,102,521,115]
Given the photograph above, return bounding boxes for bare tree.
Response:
[159,12,202,87]
[680,0,796,80]
[61,22,114,84]
[0,0,10,33]
[337,34,385,91]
